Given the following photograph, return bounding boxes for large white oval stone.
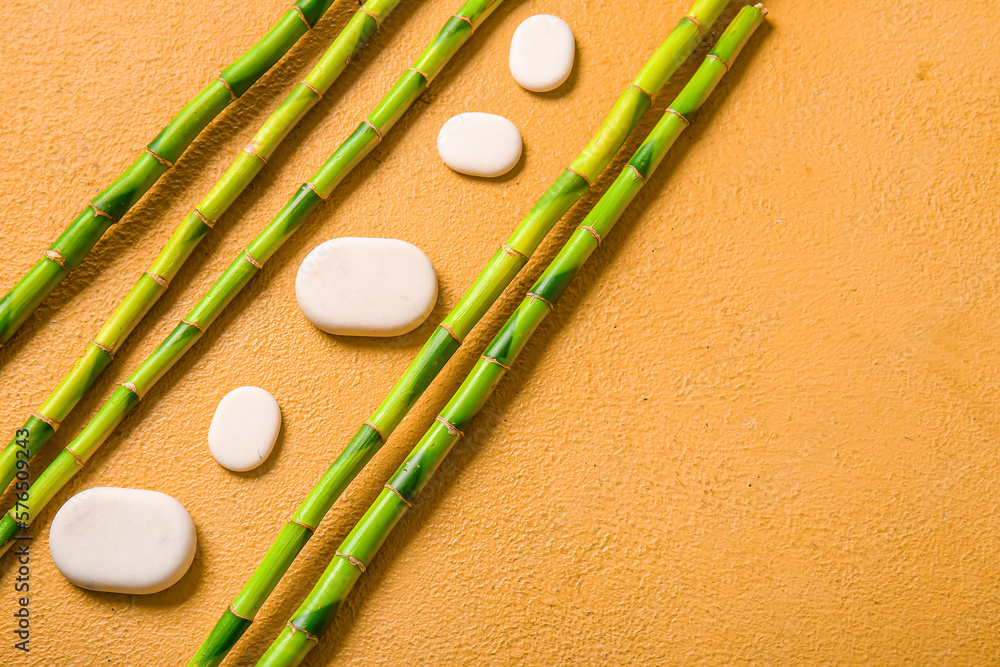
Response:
[208,386,281,472]
[437,112,523,178]
[295,237,437,337]
[509,15,576,92]
[49,487,196,595]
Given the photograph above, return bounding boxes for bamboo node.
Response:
[192,208,216,228]
[665,108,690,127]
[90,339,115,357]
[228,603,253,621]
[566,166,593,187]
[43,249,69,271]
[437,322,463,343]
[181,318,205,333]
[121,381,141,399]
[304,181,328,200]
[145,271,169,288]
[705,54,732,72]
[243,141,267,164]
[408,66,431,82]
[89,203,116,223]
[435,415,464,437]
[7,508,26,527]
[526,292,555,310]
[286,622,319,643]
[580,224,604,244]
[31,412,61,431]
[363,119,383,143]
[364,420,386,443]
[291,5,312,28]
[501,244,528,262]
[301,80,323,98]
[628,82,653,99]
[143,146,174,168]
[288,518,316,532]
[244,248,264,270]
[625,164,647,184]
[453,14,475,32]
[64,447,85,467]
[480,355,511,371]
[359,7,381,27]
[685,14,707,34]
[336,551,367,572]
[217,76,238,101]
[384,483,412,508]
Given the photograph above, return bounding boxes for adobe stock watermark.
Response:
[11,428,32,653]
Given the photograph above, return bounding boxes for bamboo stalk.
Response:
[257,8,767,664]
[0,0,504,642]
[0,0,339,347]
[0,0,404,497]
[187,0,729,665]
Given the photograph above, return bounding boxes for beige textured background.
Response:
[1,0,998,664]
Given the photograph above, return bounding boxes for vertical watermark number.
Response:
[12,428,31,652]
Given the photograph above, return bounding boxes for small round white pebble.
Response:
[437,112,523,178]
[509,15,576,92]
[208,386,281,472]
[49,487,197,595]
[296,237,438,337]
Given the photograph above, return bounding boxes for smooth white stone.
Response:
[208,386,281,472]
[509,15,576,92]
[49,487,196,595]
[295,237,438,337]
[437,112,523,178]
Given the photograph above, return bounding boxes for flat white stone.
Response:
[208,386,281,472]
[509,15,576,92]
[437,112,523,178]
[49,487,196,595]
[295,237,437,337]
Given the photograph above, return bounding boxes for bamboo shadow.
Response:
[0,0,368,367]
[299,11,772,665]
[0,0,432,576]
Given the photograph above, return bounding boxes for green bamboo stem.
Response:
[187,0,728,664]
[0,0,339,348]
[0,0,403,501]
[258,8,767,664]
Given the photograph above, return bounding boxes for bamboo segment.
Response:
[0,0,403,496]
[0,0,338,347]
[256,8,767,664]
[186,0,729,664]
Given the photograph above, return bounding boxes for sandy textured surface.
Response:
[1,0,998,664]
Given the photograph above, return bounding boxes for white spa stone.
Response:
[509,15,576,92]
[437,112,523,177]
[295,237,438,337]
[48,487,196,595]
[208,386,281,472]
